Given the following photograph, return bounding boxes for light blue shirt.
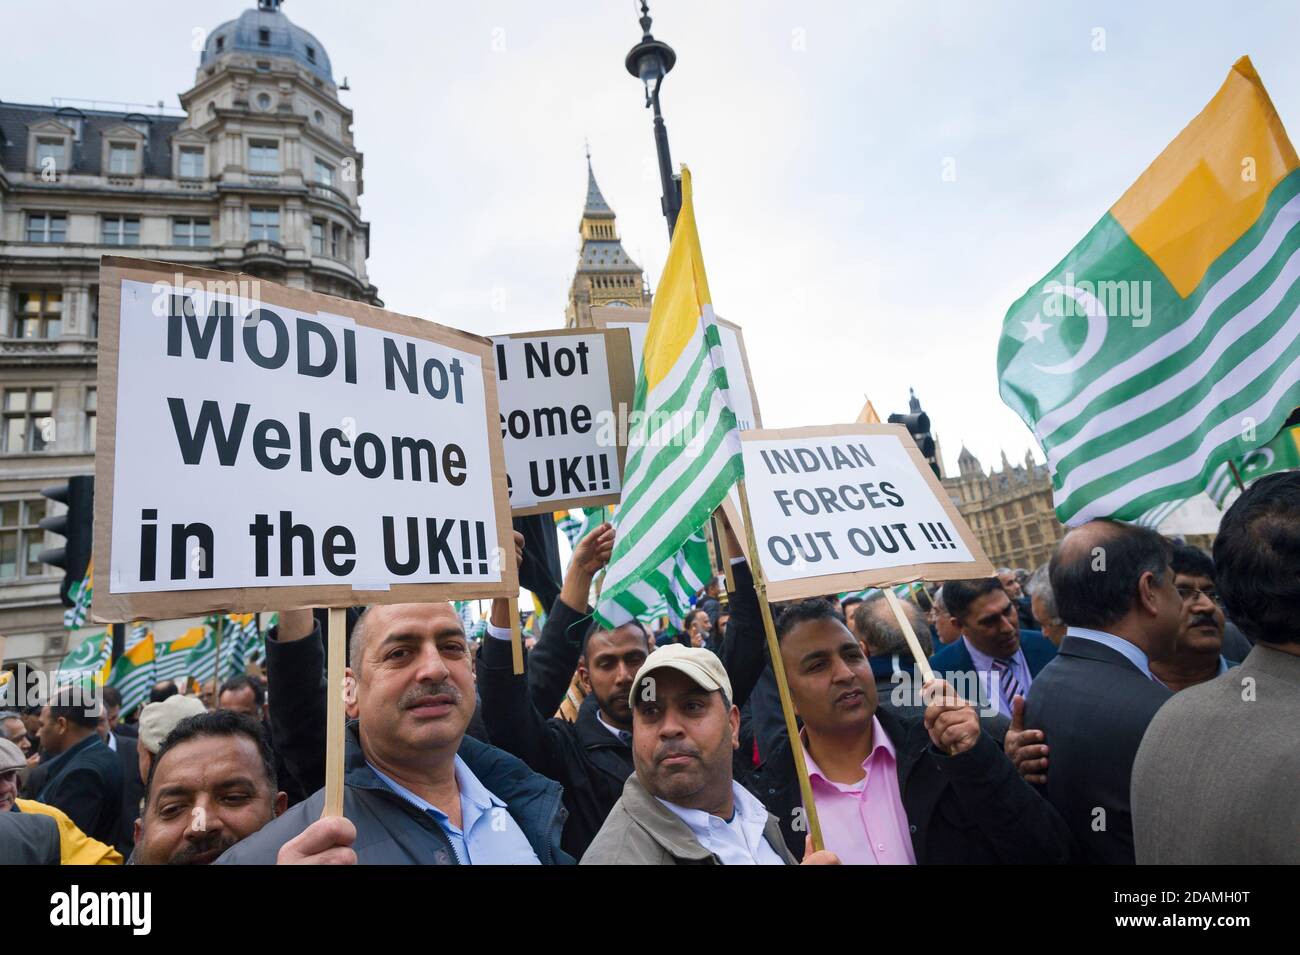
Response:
[367,755,540,865]
[1066,627,1163,684]
[960,635,1032,717]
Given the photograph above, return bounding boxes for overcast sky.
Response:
[7,0,1300,475]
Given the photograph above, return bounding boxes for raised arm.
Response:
[265,608,328,797]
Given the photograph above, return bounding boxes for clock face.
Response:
[607,300,631,308]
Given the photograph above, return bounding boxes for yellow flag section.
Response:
[1000,56,1300,524]
[1111,56,1298,297]
[153,626,205,684]
[598,167,744,627]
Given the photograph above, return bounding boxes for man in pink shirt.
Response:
[723,584,1071,864]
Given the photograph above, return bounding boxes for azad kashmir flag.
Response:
[154,626,205,685]
[999,58,1300,525]
[55,631,111,689]
[598,167,743,628]
[108,632,155,716]
[1206,421,1300,505]
[63,559,93,631]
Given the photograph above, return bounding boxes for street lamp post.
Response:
[625,1,680,237]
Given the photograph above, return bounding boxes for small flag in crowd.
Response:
[1000,58,1300,525]
[55,630,111,689]
[62,559,93,631]
[1206,422,1300,506]
[153,626,206,685]
[108,632,155,716]
[598,167,743,628]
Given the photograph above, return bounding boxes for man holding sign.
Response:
[724,423,1071,863]
[218,600,571,865]
[725,586,1071,863]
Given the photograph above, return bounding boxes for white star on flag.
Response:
[1021,312,1052,343]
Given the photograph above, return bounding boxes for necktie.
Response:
[991,657,1023,710]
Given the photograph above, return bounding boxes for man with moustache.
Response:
[479,522,646,858]
[132,711,285,865]
[1150,544,1236,690]
[732,599,1069,863]
[582,644,839,865]
[217,599,571,864]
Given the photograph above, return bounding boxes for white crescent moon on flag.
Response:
[1241,447,1275,475]
[1032,282,1108,375]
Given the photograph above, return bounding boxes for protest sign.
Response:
[92,258,519,622]
[591,307,762,431]
[490,327,634,515]
[737,423,992,601]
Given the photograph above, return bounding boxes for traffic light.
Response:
[39,474,94,607]
[888,410,940,479]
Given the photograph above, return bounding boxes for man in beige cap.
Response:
[581,644,838,865]
[136,694,207,787]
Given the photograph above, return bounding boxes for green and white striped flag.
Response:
[155,627,206,684]
[55,630,111,689]
[597,167,743,628]
[622,532,712,631]
[999,59,1300,525]
[62,560,93,631]
[1205,422,1300,506]
[108,633,155,716]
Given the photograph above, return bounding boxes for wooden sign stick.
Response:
[322,607,347,819]
[883,588,935,684]
[212,617,221,705]
[508,597,524,675]
[735,478,825,854]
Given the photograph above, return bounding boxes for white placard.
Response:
[108,277,504,595]
[741,429,978,587]
[491,331,625,512]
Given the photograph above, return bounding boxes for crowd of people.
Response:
[3,471,1297,865]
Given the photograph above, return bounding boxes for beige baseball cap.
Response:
[0,738,25,774]
[628,643,733,710]
[138,694,207,754]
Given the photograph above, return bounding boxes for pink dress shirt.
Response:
[802,716,917,865]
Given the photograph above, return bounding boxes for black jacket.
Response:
[35,734,123,846]
[723,561,1071,864]
[1025,634,1173,864]
[218,722,572,865]
[110,731,145,857]
[479,596,634,859]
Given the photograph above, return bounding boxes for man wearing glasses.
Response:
[1148,543,1241,691]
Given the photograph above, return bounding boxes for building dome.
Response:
[201,1,333,84]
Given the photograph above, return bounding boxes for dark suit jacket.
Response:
[110,732,145,857]
[928,630,1058,686]
[1025,635,1172,864]
[35,733,123,846]
[1,810,60,864]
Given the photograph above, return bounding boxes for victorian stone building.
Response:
[942,446,1065,571]
[0,0,378,670]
